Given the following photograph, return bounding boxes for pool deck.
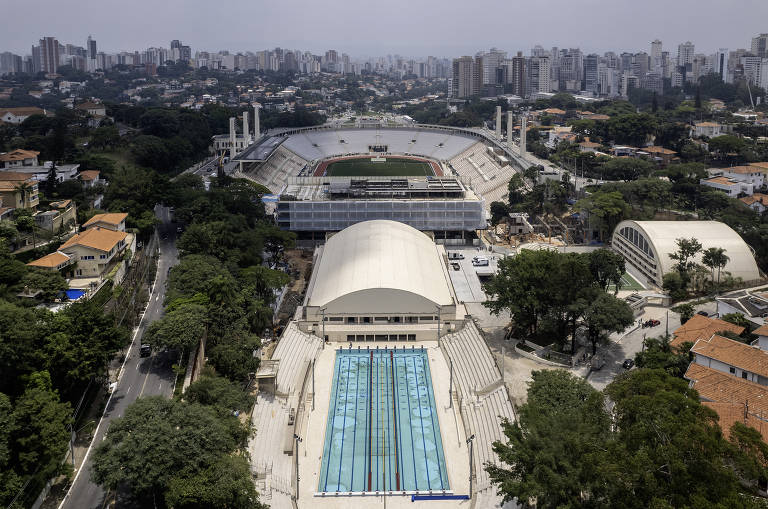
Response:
[298,341,471,508]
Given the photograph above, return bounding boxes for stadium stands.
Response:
[244,146,309,193]
[249,322,322,504]
[448,143,520,208]
[439,321,515,493]
[281,128,477,162]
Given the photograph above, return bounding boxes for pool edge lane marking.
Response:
[412,355,432,490]
[322,351,344,492]
[404,356,419,491]
[349,356,362,491]
[368,350,373,492]
[336,356,352,490]
[421,354,445,489]
[390,350,400,491]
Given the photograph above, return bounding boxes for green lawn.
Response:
[609,272,645,292]
[325,158,434,177]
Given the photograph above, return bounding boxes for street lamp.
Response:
[435,305,442,341]
[294,434,303,499]
[320,307,327,349]
[466,434,476,499]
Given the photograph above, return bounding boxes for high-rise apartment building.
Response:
[508,51,526,97]
[650,39,662,72]
[39,37,60,74]
[451,56,478,98]
[751,34,768,58]
[713,48,729,82]
[527,56,550,96]
[478,47,506,86]
[677,41,695,66]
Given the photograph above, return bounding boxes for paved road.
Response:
[586,300,718,390]
[59,205,179,509]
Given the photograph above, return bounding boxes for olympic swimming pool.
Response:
[318,347,449,495]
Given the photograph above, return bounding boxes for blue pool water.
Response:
[318,347,449,494]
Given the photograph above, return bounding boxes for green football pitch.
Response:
[324,158,435,177]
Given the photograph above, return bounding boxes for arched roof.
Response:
[307,220,454,310]
[613,220,760,281]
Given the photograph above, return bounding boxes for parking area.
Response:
[445,247,503,303]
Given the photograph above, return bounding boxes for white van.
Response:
[472,256,489,266]
[448,252,464,260]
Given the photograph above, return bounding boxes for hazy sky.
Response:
[2,0,767,58]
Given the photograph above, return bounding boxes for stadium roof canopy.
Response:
[612,220,760,285]
[306,220,454,314]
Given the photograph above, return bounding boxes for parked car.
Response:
[622,359,635,370]
[697,310,709,317]
[451,262,460,270]
[140,344,152,357]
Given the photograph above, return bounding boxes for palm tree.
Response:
[13,181,33,208]
[702,247,718,283]
[702,247,729,291]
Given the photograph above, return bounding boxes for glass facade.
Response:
[277,199,486,232]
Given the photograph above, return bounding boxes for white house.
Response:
[700,176,754,197]
[708,166,765,189]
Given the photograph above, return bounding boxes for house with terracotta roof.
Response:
[0,149,40,168]
[740,193,768,213]
[689,334,768,385]
[670,314,745,350]
[684,333,768,437]
[75,101,106,117]
[35,199,77,232]
[26,251,74,272]
[702,401,768,442]
[0,107,45,124]
[578,138,601,153]
[78,170,103,188]
[83,212,127,232]
[639,146,679,166]
[59,227,131,278]
[0,172,39,209]
[692,122,726,138]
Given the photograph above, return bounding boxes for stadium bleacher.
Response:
[245,145,309,193]
[448,143,520,208]
[440,321,516,494]
[281,128,477,162]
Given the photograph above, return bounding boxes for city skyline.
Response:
[2,0,768,57]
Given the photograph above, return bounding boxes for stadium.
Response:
[233,124,526,211]
[248,220,516,509]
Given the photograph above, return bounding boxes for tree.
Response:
[12,175,37,206]
[672,303,695,324]
[184,374,254,417]
[702,247,724,285]
[146,303,207,354]
[575,191,629,242]
[15,214,37,249]
[507,173,526,206]
[21,268,68,302]
[598,157,656,181]
[708,135,745,155]
[91,396,247,504]
[588,248,625,294]
[721,312,752,330]
[165,454,265,509]
[634,336,691,377]
[662,271,687,301]
[669,237,702,285]
[487,370,614,507]
[8,371,71,482]
[489,201,510,225]
[605,369,764,507]
[583,292,634,354]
